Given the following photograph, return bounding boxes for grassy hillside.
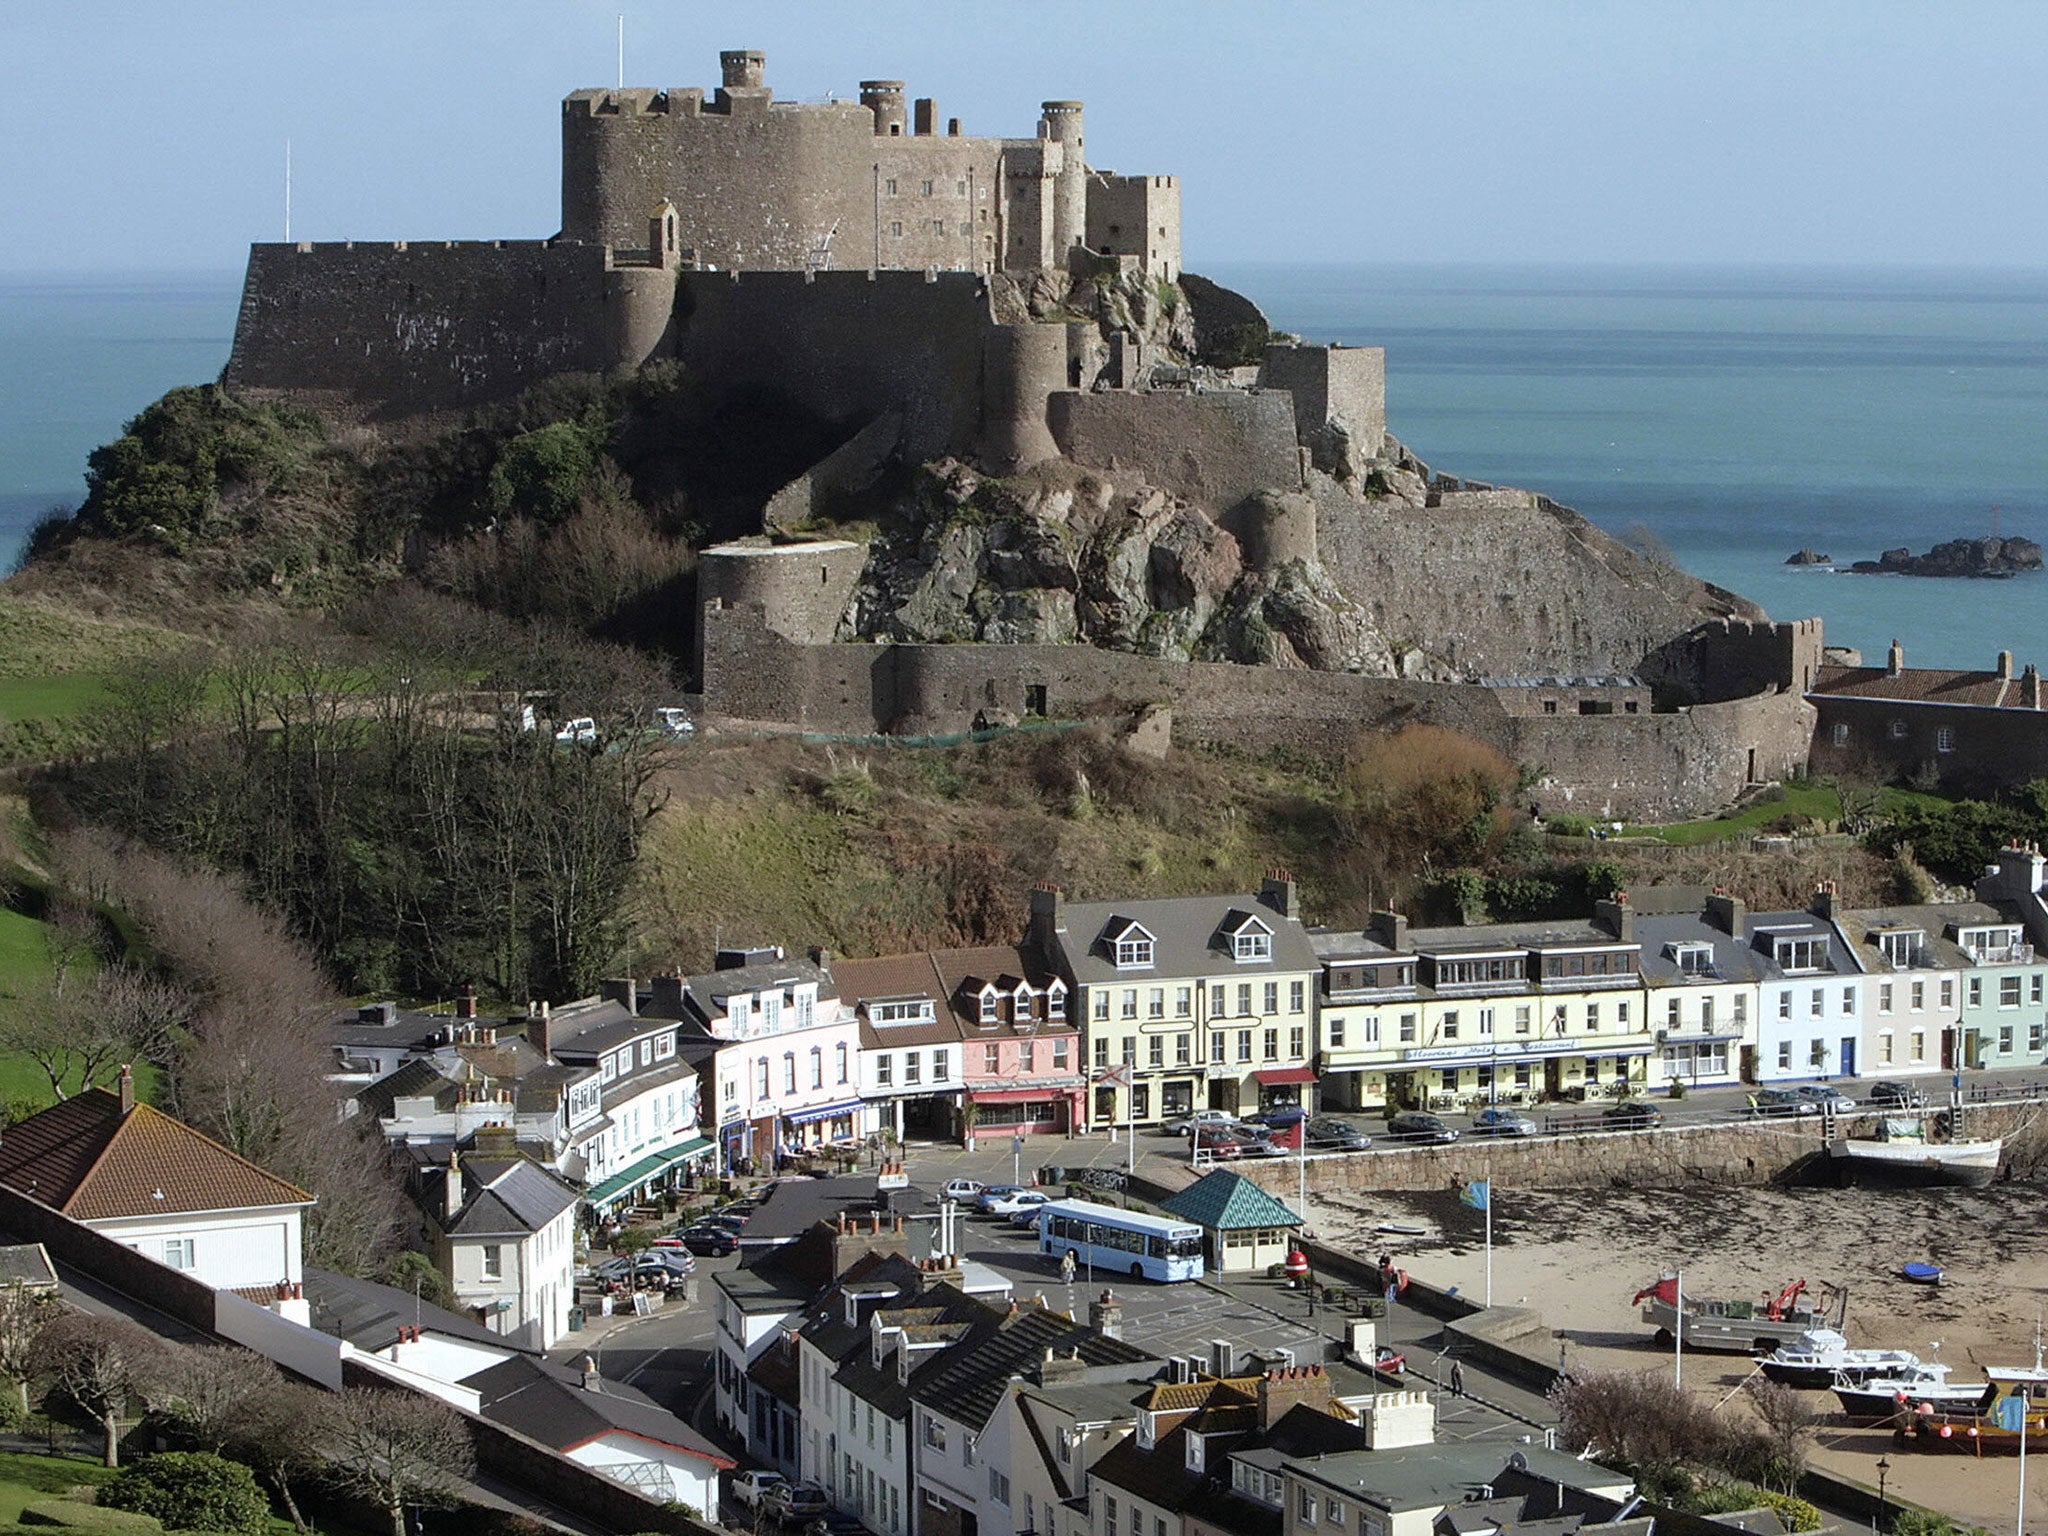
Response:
[0,597,189,764]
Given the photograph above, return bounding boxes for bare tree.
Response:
[1739,1378,1818,1491]
[227,1373,329,1531]
[324,1386,476,1536]
[148,1344,277,1454]
[1549,1367,1729,1477]
[0,1282,56,1416]
[30,1312,167,1466]
[0,963,192,1106]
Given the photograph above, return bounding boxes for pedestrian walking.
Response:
[1060,1249,1077,1286]
[1450,1360,1465,1397]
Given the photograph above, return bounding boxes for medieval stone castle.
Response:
[224,48,1845,821]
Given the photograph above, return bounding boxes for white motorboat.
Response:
[1832,1361,1988,1423]
[1757,1327,1923,1389]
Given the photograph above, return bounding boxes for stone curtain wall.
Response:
[1644,616,1824,705]
[700,605,1791,818]
[1809,694,2048,796]
[673,269,1013,462]
[225,241,614,419]
[1045,390,1303,514]
[1256,344,1387,460]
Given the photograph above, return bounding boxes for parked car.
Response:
[676,1227,739,1257]
[653,706,696,737]
[594,1251,694,1284]
[1602,1100,1663,1130]
[698,1211,748,1234]
[1386,1111,1458,1145]
[1191,1126,1246,1159]
[1241,1106,1307,1129]
[1162,1108,1239,1137]
[1005,1192,1056,1225]
[1301,1115,1373,1151]
[731,1471,788,1511]
[974,1184,1024,1213]
[1469,1107,1539,1138]
[1372,1344,1406,1375]
[1234,1129,1291,1158]
[985,1189,1052,1220]
[1869,1079,1929,1109]
[553,715,597,744]
[764,1483,830,1520]
[1795,1084,1858,1115]
[1748,1086,1813,1117]
[942,1178,989,1203]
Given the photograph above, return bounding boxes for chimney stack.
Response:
[1089,1288,1123,1339]
[1256,1364,1329,1430]
[1811,879,1838,920]
[809,946,834,975]
[457,986,477,1020]
[1367,911,1409,950]
[600,978,639,1016]
[1260,869,1299,920]
[529,1002,553,1062]
[1705,888,1747,938]
[116,1064,135,1116]
[1887,639,1905,677]
[2026,665,2043,711]
[1594,890,1633,943]
[444,1150,464,1221]
[580,1353,602,1392]
[1999,650,2015,680]
[913,97,938,136]
[1028,883,1066,959]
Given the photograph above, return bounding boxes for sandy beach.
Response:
[1307,1180,2048,1531]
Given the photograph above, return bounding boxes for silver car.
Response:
[1795,1084,1858,1115]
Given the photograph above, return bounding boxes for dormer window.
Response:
[1665,941,1714,976]
[1047,982,1067,1020]
[1235,930,1272,961]
[1768,934,1828,972]
[979,986,1000,1025]
[1185,1432,1206,1472]
[1111,923,1156,969]
[1958,925,2027,962]
[1876,929,1926,968]
[1136,1410,1156,1450]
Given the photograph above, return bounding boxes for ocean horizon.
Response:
[6,261,2047,671]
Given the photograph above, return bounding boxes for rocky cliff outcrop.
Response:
[842,459,1404,674]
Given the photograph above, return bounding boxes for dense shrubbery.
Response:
[101,1452,270,1536]
[1862,784,2048,882]
[73,388,325,546]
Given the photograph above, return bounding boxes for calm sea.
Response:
[5,264,2046,670]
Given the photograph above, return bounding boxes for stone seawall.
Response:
[1229,1102,2045,1195]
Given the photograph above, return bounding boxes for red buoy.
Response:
[1284,1248,1310,1281]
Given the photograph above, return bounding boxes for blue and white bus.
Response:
[1035,1199,1205,1282]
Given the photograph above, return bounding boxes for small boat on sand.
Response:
[1900,1261,1943,1285]
[1834,1362,1986,1423]
[1898,1366,2048,1452]
[1757,1328,1923,1390]
[1827,1116,2001,1188]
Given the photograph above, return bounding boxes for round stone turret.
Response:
[721,50,766,90]
[1039,102,1087,258]
[860,80,908,137]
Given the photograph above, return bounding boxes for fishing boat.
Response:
[1833,1362,1987,1423]
[1635,1275,1844,1354]
[1756,1328,1923,1389]
[1899,1366,2048,1452]
[1826,1116,2002,1188]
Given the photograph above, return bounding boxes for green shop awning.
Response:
[585,1136,714,1209]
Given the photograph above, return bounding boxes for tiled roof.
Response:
[0,1089,312,1221]
[1053,892,1319,984]
[1161,1171,1303,1232]
[833,954,957,1048]
[1810,665,2021,707]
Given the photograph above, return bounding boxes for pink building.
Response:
[928,945,1085,1144]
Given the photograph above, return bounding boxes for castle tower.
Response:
[860,80,908,137]
[1039,101,1087,259]
[721,49,766,90]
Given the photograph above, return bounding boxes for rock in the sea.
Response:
[1785,548,1832,566]
[1851,536,2045,578]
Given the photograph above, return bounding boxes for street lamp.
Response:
[1873,1455,1890,1535]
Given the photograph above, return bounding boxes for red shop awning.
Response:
[1253,1066,1317,1086]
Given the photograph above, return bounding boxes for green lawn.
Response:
[1619,783,1956,845]
[0,903,160,1111]
[0,1449,116,1524]
[0,672,110,727]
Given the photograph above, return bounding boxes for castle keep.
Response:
[221,47,1826,821]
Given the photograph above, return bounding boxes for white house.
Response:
[1749,891,1868,1083]
[412,1145,581,1350]
[0,1069,312,1292]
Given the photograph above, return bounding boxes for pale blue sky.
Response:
[3,0,2044,274]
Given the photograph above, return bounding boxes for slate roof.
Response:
[355,1058,459,1121]
[1290,1444,1631,1514]
[0,1089,312,1221]
[0,1244,57,1290]
[302,1266,522,1352]
[1831,902,2012,973]
[1161,1171,1303,1232]
[462,1353,734,1465]
[1633,911,1775,988]
[908,1291,1156,1432]
[1811,664,2021,708]
[1402,916,1628,956]
[1051,892,1318,984]
[424,1155,581,1238]
[546,998,680,1058]
[330,1003,459,1054]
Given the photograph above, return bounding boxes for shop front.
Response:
[1655,1032,1741,1086]
[964,1084,1079,1143]
[1393,1037,1655,1107]
[780,1097,864,1151]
